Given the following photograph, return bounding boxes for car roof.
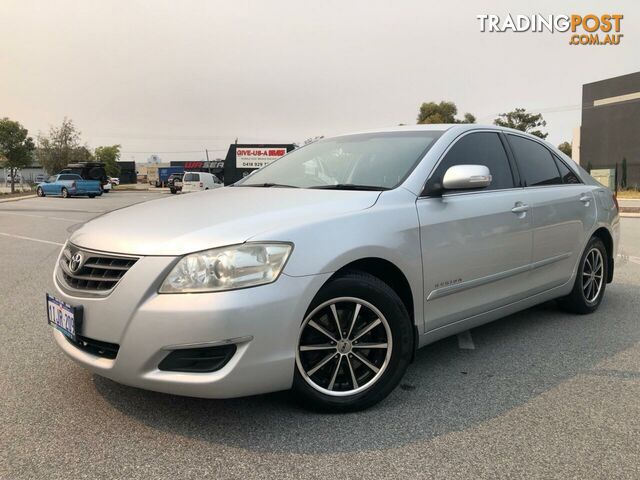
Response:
[335,123,537,136]
[332,124,564,154]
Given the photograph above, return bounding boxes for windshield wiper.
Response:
[237,183,299,188]
[309,184,390,191]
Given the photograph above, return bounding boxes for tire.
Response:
[293,270,413,412]
[559,236,608,314]
[170,188,176,194]
[37,187,45,197]
[61,187,69,198]
[88,194,95,198]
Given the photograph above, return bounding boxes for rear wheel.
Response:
[559,236,607,314]
[293,271,413,412]
[88,193,95,198]
[170,188,176,194]
[37,187,45,197]
[61,187,69,198]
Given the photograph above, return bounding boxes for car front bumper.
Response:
[51,250,330,398]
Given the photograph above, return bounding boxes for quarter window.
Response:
[431,132,515,191]
[508,135,561,187]
[554,156,581,184]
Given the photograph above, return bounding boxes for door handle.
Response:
[511,203,530,214]
[579,194,591,203]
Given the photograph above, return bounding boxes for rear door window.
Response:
[507,135,562,187]
[431,132,515,191]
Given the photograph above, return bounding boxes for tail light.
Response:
[199,182,203,188]
[612,193,619,211]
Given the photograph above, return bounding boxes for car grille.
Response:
[65,334,120,359]
[59,245,138,294]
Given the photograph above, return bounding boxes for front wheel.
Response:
[559,236,608,314]
[61,187,69,198]
[37,187,45,197]
[293,271,413,412]
[88,193,95,198]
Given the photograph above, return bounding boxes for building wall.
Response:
[581,71,640,187]
[116,161,137,184]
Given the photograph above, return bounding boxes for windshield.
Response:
[237,131,443,190]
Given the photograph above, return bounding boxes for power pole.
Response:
[205,149,210,173]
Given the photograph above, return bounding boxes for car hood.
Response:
[70,187,380,256]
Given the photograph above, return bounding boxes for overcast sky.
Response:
[1,0,638,163]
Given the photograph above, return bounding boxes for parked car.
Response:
[181,171,222,192]
[35,174,47,183]
[168,173,184,194]
[109,177,120,186]
[60,163,110,193]
[37,173,102,198]
[48,125,619,411]
[157,167,184,188]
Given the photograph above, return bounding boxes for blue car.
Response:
[36,174,102,198]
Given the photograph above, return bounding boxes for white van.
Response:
[181,172,223,193]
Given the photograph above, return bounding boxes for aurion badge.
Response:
[69,252,84,273]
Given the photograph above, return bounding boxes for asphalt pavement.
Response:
[1,192,640,479]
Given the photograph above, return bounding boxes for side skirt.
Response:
[417,280,573,349]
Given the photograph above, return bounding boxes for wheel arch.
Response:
[326,257,418,359]
[592,226,614,283]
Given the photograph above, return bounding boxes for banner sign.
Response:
[235,147,288,168]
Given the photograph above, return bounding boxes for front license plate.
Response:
[46,294,83,341]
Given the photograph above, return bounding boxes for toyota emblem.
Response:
[69,252,84,273]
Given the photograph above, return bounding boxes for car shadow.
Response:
[94,281,639,454]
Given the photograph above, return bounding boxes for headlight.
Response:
[159,243,293,293]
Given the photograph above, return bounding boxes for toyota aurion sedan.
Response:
[48,125,619,411]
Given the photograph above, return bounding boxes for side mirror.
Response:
[442,164,492,190]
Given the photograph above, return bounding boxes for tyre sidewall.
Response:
[293,272,413,411]
[580,237,608,310]
[562,236,608,314]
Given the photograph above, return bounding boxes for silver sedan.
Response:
[48,124,620,411]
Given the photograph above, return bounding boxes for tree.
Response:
[621,157,628,189]
[558,141,572,158]
[493,108,548,139]
[0,118,35,193]
[36,118,87,174]
[417,101,476,124]
[95,145,121,177]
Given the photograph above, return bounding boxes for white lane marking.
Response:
[457,330,475,350]
[0,232,64,246]
[0,211,78,222]
[629,256,640,266]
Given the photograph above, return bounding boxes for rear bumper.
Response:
[51,252,330,398]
